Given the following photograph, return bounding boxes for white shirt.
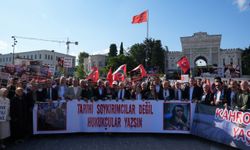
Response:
[215,91,221,103]
[73,87,78,95]
[118,89,125,99]
[155,85,160,93]
[163,89,169,99]
[189,86,194,101]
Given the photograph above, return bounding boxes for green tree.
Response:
[128,38,165,73]
[105,55,136,74]
[78,52,89,64]
[119,42,124,55]
[129,43,146,66]
[75,64,86,79]
[242,46,250,75]
[108,43,118,57]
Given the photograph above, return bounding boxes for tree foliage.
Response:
[75,63,86,79]
[108,43,118,57]
[105,55,136,73]
[119,42,124,55]
[128,38,165,73]
[242,46,250,75]
[78,52,89,64]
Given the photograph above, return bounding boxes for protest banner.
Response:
[33,100,192,134]
[191,104,250,150]
[0,101,9,122]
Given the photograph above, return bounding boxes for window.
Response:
[0,58,2,62]
[39,54,41,59]
[27,55,29,59]
[230,58,233,64]
[35,54,37,59]
[9,57,11,62]
[223,58,225,65]
[3,58,5,62]
[45,54,47,59]
[31,55,33,59]
[51,55,53,60]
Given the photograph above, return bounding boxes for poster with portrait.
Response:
[37,102,67,131]
[163,101,191,133]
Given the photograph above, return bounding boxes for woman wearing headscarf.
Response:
[0,88,10,149]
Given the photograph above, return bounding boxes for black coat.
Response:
[10,94,28,139]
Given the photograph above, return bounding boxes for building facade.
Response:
[167,32,242,77]
[0,50,76,67]
[83,54,107,73]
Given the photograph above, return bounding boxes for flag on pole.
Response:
[177,56,190,74]
[113,64,126,81]
[132,10,148,24]
[130,64,147,81]
[106,67,113,86]
[86,66,99,83]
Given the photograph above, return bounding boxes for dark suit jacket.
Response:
[200,93,214,105]
[183,86,203,101]
[46,86,59,100]
[159,88,174,100]
[94,87,106,100]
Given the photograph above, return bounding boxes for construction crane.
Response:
[11,35,78,54]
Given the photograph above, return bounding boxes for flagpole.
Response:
[147,9,149,39]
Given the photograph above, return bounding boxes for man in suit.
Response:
[226,80,239,109]
[159,80,174,101]
[117,82,130,100]
[184,78,203,102]
[213,77,228,107]
[173,81,184,101]
[66,78,82,100]
[46,79,58,101]
[153,77,162,100]
[57,76,68,101]
[94,79,106,100]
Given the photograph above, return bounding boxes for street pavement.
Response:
[6,133,237,150]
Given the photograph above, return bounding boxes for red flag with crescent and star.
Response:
[177,56,190,74]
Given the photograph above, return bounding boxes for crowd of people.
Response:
[0,75,249,149]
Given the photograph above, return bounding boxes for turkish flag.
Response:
[113,64,126,81]
[106,67,113,86]
[86,66,99,83]
[132,10,148,24]
[177,56,190,74]
[130,64,147,81]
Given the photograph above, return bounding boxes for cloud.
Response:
[0,40,8,51]
[234,0,249,11]
[92,48,109,55]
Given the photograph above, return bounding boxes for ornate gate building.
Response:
[167,32,242,77]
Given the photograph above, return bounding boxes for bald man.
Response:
[234,81,250,111]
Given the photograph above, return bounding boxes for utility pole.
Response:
[11,36,17,65]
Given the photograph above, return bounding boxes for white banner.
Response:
[0,102,9,122]
[33,100,192,134]
[64,57,72,68]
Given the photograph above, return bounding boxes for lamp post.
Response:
[11,36,17,65]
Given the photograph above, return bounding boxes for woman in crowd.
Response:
[0,88,10,149]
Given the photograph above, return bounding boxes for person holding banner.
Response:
[234,81,250,111]
[0,88,10,149]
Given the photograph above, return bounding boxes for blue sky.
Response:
[0,0,250,58]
